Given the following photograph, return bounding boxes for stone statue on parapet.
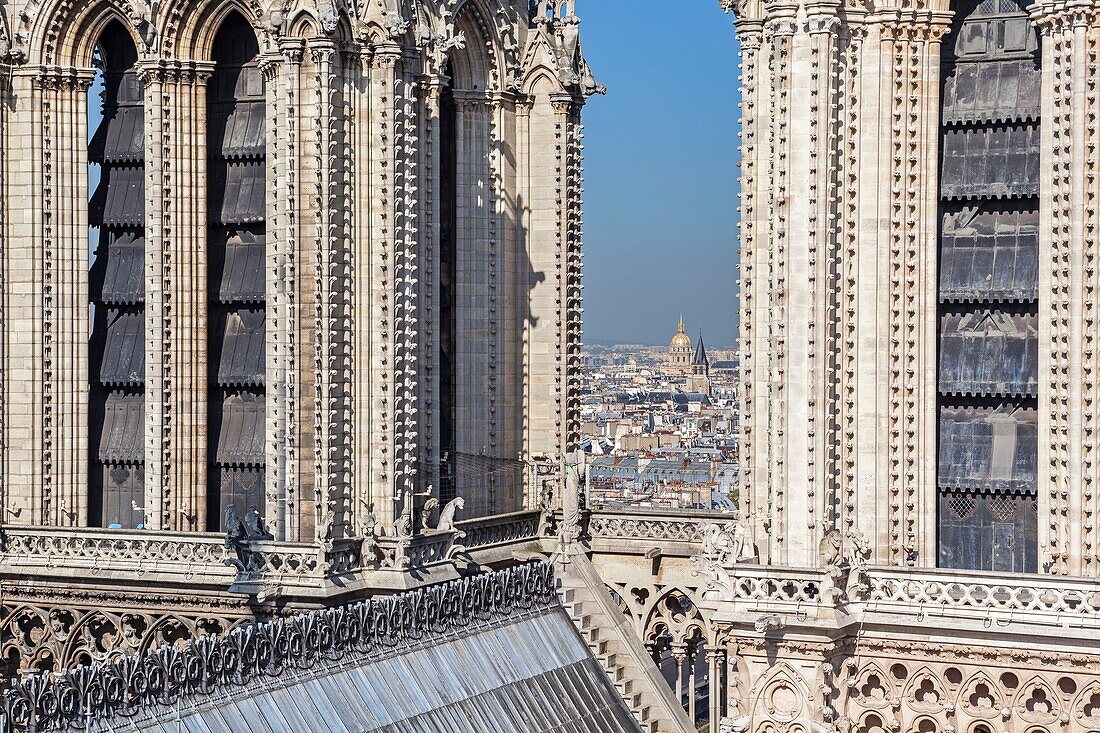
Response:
[435,497,465,537]
[559,451,586,548]
[819,528,870,603]
[224,505,273,549]
[699,520,755,565]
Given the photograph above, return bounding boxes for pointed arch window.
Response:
[88,21,146,529]
[206,13,267,530]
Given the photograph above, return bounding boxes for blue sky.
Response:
[578,1,740,348]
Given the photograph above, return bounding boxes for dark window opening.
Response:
[439,66,458,505]
[88,21,145,529]
[206,13,266,530]
[936,0,1040,572]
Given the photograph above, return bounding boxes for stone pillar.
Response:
[137,59,213,532]
[3,66,94,527]
[707,646,726,733]
[1032,2,1100,575]
[304,39,352,541]
[733,15,771,562]
[687,645,698,722]
[261,49,290,540]
[265,40,309,541]
[671,642,688,708]
[416,74,444,510]
[354,44,418,531]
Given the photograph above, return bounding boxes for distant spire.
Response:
[692,332,708,367]
[678,314,685,333]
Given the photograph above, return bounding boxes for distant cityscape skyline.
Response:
[579,1,740,348]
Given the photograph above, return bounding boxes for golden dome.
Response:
[670,317,692,349]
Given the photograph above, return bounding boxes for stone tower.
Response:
[687,333,710,395]
[0,0,599,674]
[679,0,1100,729]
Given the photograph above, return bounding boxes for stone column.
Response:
[265,40,305,541]
[733,15,771,561]
[416,74,444,510]
[707,646,726,733]
[305,39,352,541]
[138,59,213,532]
[671,642,688,708]
[355,44,418,531]
[687,645,698,722]
[1032,2,1100,575]
[3,66,94,526]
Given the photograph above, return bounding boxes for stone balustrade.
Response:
[0,511,546,596]
[588,508,742,556]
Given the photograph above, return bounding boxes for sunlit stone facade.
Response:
[0,0,595,677]
[680,0,1100,729]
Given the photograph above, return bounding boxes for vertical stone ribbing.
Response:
[838,21,864,539]
[734,19,760,526]
[416,75,443,507]
[6,69,46,523]
[0,60,8,524]
[308,41,342,538]
[563,99,584,459]
[767,11,795,563]
[1034,4,1098,575]
[261,50,287,539]
[281,42,306,539]
[140,61,212,532]
[367,46,400,528]
[393,68,420,517]
[47,69,93,527]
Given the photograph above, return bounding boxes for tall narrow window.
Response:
[88,21,145,529]
[206,14,266,530]
[937,0,1040,572]
[439,65,458,505]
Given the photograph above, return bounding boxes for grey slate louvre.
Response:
[96,391,144,463]
[95,308,145,385]
[90,164,146,227]
[949,0,1039,59]
[937,310,1037,397]
[940,124,1040,200]
[214,308,266,385]
[97,462,146,528]
[213,230,266,302]
[88,102,144,163]
[938,406,1038,492]
[210,159,266,224]
[208,101,266,157]
[214,392,265,465]
[91,231,145,304]
[939,205,1038,302]
[89,21,147,530]
[941,59,1040,124]
[217,466,264,512]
